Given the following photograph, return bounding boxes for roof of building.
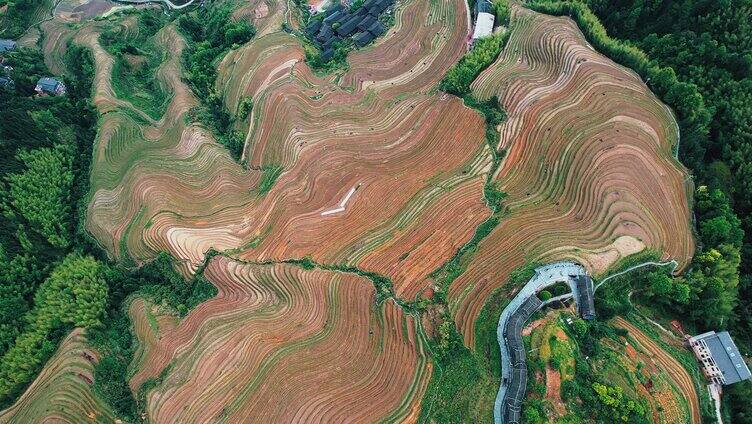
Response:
[323,9,345,23]
[333,12,352,26]
[357,15,376,31]
[574,275,595,320]
[367,21,385,37]
[695,331,752,385]
[353,31,374,47]
[471,12,495,40]
[0,76,13,87]
[335,15,361,36]
[475,0,493,15]
[320,48,335,62]
[306,19,323,36]
[0,39,16,53]
[36,77,62,92]
[355,5,370,16]
[316,25,334,42]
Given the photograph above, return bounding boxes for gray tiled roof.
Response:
[0,39,16,53]
[703,331,752,385]
[36,77,61,93]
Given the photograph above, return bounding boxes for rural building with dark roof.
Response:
[0,39,16,53]
[336,15,361,37]
[573,275,595,320]
[357,16,376,31]
[323,10,344,24]
[35,77,66,96]
[367,21,386,37]
[306,19,323,36]
[689,331,751,385]
[320,48,335,62]
[316,25,334,43]
[353,31,374,47]
[0,76,14,89]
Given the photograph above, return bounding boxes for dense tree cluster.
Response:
[440,33,509,96]
[0,254,107,404]
[178,4,256,161]
[0,0,45,38]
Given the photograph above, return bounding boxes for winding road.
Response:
[494,261,588,424]
[595,260,678,292]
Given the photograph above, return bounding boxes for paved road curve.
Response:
[494,261,588,424]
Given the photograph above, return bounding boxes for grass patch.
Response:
[418,287,511,423]
[256,165,283,196]
[99,10,172,120]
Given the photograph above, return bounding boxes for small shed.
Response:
[472,12,495,41]
[475,0,493,15]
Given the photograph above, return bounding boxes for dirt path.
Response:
[545,365,566,417]
[613,317,701,424]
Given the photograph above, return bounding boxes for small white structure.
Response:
[472,12,495,41]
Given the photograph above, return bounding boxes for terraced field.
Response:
[4,0,699,419]
[0,329,116,424]
[85,0,490,301]
[449,6,694,345]
[131,257,431,422]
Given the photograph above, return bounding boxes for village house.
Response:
[35,77,66,96]
[688,331,751,386]
[0,39,16,53]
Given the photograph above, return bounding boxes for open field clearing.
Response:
[0,329,116,423]
[129,257,430,422]
[449,6,694,346]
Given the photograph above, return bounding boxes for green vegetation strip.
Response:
[99,11,173,120]
[178,3,256,162]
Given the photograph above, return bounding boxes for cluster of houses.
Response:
[0,38,66,95]
[304,0,393,62]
